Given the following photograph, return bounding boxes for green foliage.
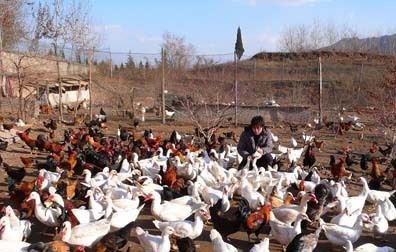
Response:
[126,53,135,69]
[235,26,245,60]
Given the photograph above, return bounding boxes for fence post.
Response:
[109,48,113,78]
[319,56,323,125]
[89,47,94,120]
[161,48,166,124]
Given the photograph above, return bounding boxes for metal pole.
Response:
[234,53,238,126]
[89,48,93,120]
[319,56,323,125]
[161,48,166,124]
[0,27,3,73]
[109,48,112,78]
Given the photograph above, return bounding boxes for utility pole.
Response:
[319,56,323,125]
[161,48,166,124]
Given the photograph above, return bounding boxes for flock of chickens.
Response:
[0,112,396,252]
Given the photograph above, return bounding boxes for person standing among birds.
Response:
[237,115,273,170]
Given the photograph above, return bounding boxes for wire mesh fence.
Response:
[0,39,391,125]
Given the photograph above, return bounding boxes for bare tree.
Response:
[32,0,98,120]
[278,20,359,52]
[161,32,196,70]
[0,0,29,50]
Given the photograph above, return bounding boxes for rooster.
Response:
[303,144,316,168]
[17,128,37,154]
[238,198,271,241]
[368,158,385,190]
[330,157,352,181]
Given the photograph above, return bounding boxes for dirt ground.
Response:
[1,112,396,252]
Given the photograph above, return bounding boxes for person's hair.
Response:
[251,115,265,128]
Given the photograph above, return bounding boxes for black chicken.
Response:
[286,226,322,252]
[3,163,26,182]
[303,145,316,168]
[43,119,57,131]
[379,144,394,157]
[360,154,369,171]
[118,125,129,141]
[329,155,336,167]
[176,237,196,252]
[95,221,135,251]
[209,199,241,240]
[2,163,26,191]
[0,139,8,151]
[133,118,139,128]
[345,153,356,167]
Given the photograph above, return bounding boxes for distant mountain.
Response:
[324,33,396,55]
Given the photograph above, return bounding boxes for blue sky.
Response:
[92,0,396,56]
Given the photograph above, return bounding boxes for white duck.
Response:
[60,219,111,248]
[26,191,61,227]
[153,206,210,239]
[71,207,105,225]
[336,177,368,214]
[344,240,395,252]
[110,189,140,211]
[135,225,174,252]
[46,186,65,208]
[291,136,298,147]
[320,213,371,246]
[365,203,389,239]
[210,228,238,252]
[145,191,204,221]
[104,195,145,231]
[272,192,317,225]
[86,189,106,213]
[240,177,265,210]
[3,206,31,241]
[250,237,270,252]
[0,216,26,242]
[269,212,311,247]
[0,240,30,252]
[379,197,396,221]
[331,207,360,228]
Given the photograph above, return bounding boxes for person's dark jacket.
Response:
[237,126,273,159]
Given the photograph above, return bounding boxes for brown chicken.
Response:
[17,128,37,154]
[331,157,352,180]
[371,158,385,179]
[20,156,34,169]
[162,161,177,188]
[370,142,379,154]
[27,241,85,252]
[240,199,272,241]
[313,138,324,152]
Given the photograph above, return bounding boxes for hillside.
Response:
[323,33,396,55]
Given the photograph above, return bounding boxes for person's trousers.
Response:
[238,153,273,170]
